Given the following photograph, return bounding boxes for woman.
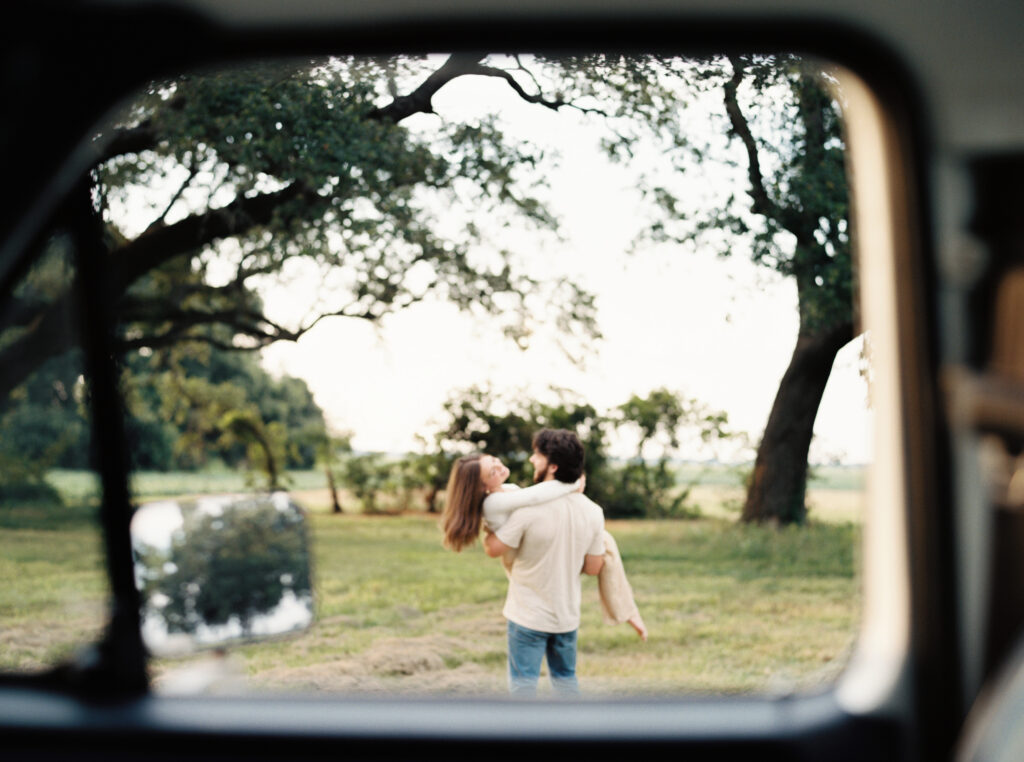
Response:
[441,453,648,640]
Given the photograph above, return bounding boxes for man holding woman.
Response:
[442,428,646,696]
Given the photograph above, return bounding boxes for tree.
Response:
[435,385,609,488]
[532,54,853,523]
[0,351,89,506]
[118,341,330,487]
[399,440,454,513]
[612,388,733,518]
[339,452,396,514]
[0,56,598,406]
[688,57,854,524]
[318,432,352,514]
[0,238,91,502]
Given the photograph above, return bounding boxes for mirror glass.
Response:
[131,493,314,657]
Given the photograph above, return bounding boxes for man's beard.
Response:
[533,463,553,483]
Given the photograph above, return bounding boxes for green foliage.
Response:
[335,449,447,515]
[600,460,693,520]
[0,349,90,507]
[120,344,328,485]
[430,385,738,519]
[1,57,605,500]
[434,385,609,490]
[603,54,852,336]
[397,442,455,513]
[2,56,613,510]
[90,57,595,360]
[0,349,90,468]
[0,479,64,510]
[338,453,395,514]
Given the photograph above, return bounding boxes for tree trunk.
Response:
[325,463,342,514]
[258,433,280,492]
[229,418,279,491]
[742,321,853,524]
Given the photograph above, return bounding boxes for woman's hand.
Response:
[484,530,511,558]
[575,475,586,493]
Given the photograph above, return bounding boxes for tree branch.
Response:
[368,53,487,123]
[115,292,390,354]
[94,96,186,164]
[0,292,78,404]
[369,53,608,124]
[110,182,308,293]
[723,55,782,222]
[142,157,199,235]
[469,61,608,117]
[0,184,312,400]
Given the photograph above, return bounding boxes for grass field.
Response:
[1,467,864,697]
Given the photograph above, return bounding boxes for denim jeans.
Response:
[506,620,579,696]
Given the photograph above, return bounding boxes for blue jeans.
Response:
[506,620,579,696]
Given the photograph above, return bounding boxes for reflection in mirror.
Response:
[131,493,314,657]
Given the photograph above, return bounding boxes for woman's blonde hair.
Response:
[441,454,486,552]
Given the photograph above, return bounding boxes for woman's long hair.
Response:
[441,454,486,552]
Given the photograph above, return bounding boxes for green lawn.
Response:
[3,469,863,697]
[0,507,108,671]
[221,511,859,696]
[44,468,328,504]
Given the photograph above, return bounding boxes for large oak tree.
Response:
[638,55,854,524]
[0,56,598,405]
[506,53,854,523]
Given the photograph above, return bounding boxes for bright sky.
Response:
[259,66,873,465]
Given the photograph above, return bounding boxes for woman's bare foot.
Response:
[628,614,648,641]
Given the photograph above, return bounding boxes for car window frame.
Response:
[0,5,955,759]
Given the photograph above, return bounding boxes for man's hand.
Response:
[581,553,605,576]
[484,530,512,558]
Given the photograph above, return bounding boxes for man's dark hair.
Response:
[532,428,585,483]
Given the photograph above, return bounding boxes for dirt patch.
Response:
[287,489,334,512]
[362,636,449,675]
[0,610,107,672]
[248,632,504,695]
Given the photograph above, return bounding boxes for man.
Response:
[483,428,606,696]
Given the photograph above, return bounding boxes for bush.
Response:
[0,478,64,508]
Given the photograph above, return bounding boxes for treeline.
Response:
[120,345,326,477]
[335,386,743,519]
[0,344,327,503]
[1,345,745,519]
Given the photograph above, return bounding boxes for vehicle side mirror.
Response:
[130,493,315,657]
